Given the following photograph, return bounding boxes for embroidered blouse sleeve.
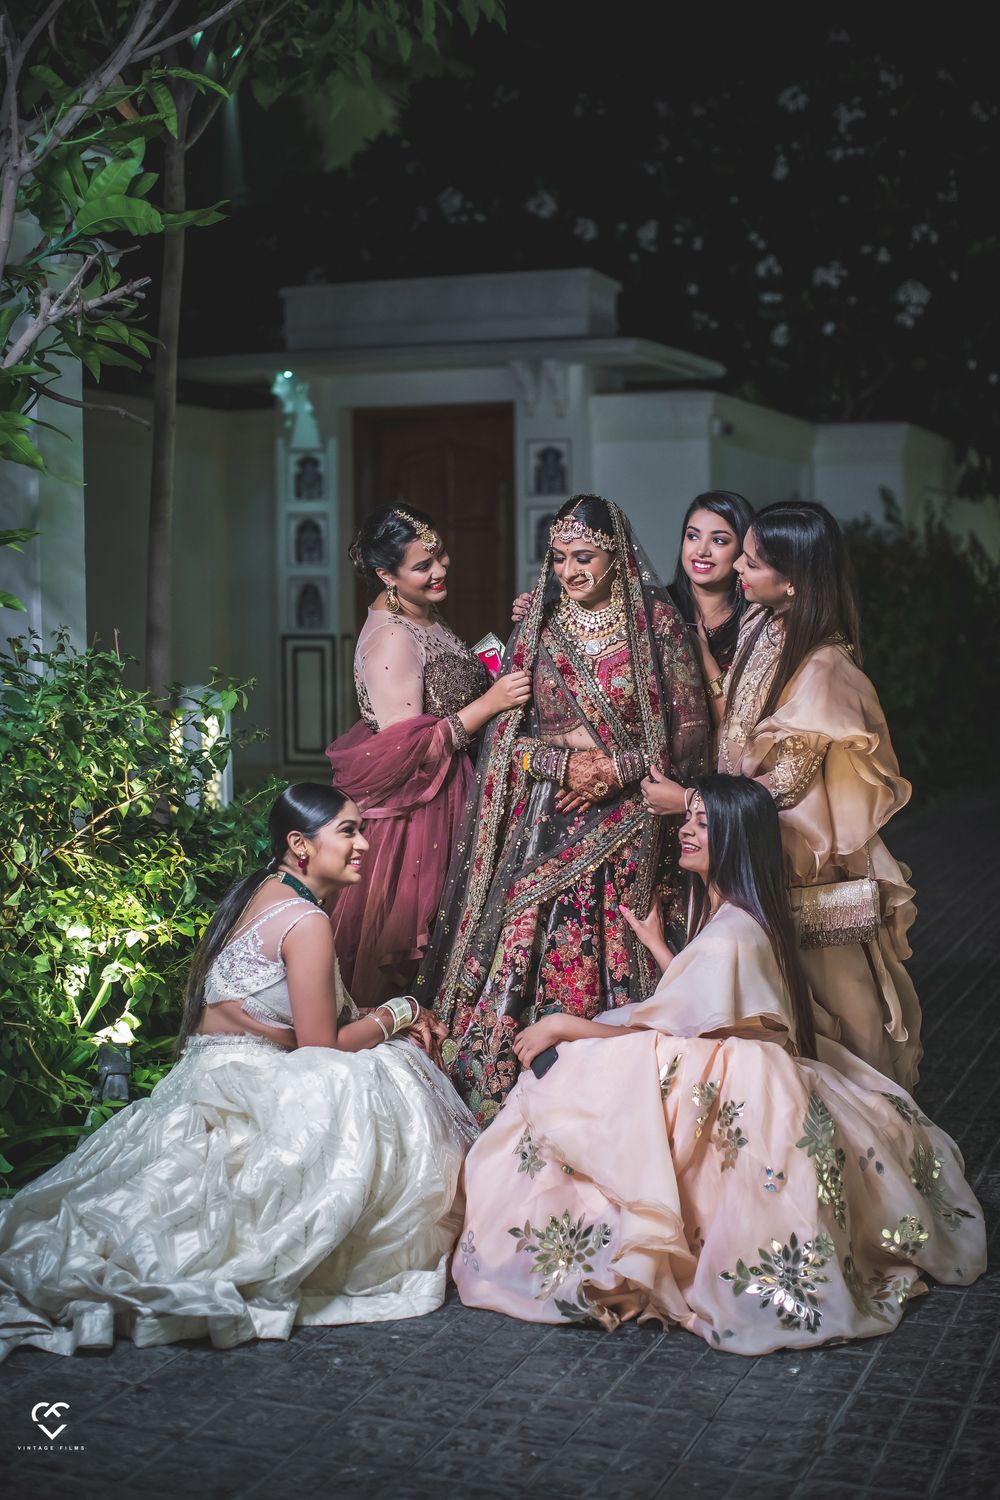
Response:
[360,622,426,731]
[656,601,710,782]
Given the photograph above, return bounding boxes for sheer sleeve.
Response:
[360,622,426,731]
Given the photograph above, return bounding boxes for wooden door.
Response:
[352,403,515,650]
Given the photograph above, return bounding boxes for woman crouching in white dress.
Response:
[0,784,477,1360]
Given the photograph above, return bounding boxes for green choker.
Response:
[278,871,323,907]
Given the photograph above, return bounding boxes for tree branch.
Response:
[132,0,249,64]
[28,378,152,428]
[2,264,150,368]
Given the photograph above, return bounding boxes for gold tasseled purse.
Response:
[789,848,881,950]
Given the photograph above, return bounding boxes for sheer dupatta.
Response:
[419,502,708,1026]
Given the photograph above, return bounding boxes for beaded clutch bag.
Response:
[789,869,881,950]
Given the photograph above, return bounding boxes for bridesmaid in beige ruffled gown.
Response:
[453,776,984,1355]
[643,501,922,1091]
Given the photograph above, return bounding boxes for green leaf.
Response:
[148,80,179,138]
[0,429,45,470]
[0,593,28,612]
[74,194,163,238]
[159,66,230,99]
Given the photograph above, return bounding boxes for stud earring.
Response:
[385,581,400,614]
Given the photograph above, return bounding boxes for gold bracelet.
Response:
[706,675,725,699]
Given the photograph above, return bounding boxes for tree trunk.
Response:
[144,123,188,695]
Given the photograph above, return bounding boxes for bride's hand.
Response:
[406,1007,446,1066]
[512,1014,569,1067]
[511,592,533,623]
[565,749,617,804]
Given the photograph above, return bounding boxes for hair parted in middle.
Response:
[548,494,617,552]
[690,773,817,1060]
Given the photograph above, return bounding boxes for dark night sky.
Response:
[156,7,1000,482]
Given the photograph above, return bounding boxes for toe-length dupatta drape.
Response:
[417,503,709,1122]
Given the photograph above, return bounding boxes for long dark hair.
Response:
[669,490,755,667]
[689,773,816,1059]
[348,504,439,591]
[176,783,349,1048]
[727,500,862,723]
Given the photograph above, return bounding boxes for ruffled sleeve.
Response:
[595,906,794,1043]
[738,646,911,886]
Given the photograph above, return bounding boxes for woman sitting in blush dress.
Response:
[453,775,984,1355]
[0,784,476,1361]
[326,505,531,1011]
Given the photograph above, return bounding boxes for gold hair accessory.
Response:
[394,508,441,555]
[549,503,614,553]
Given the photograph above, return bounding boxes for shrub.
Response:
[0,634,282,1189]
[844,494,1000,799]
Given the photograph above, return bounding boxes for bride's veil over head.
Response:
[418,495,703,1022]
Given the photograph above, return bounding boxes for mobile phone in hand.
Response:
[530,1045,559,1079]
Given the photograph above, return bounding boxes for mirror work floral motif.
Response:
[509,1211,613,1299]
[720,1231,835,1334]
[796,1092,847,1229]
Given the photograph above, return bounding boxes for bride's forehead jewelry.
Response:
[394,508,441,555]
[549,513,615,553]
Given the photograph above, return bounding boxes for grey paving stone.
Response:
[2,791,998,1500]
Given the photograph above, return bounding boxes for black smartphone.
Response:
[530,1045,559,1079]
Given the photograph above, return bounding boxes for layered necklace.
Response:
[277,870,322,906]
[557,576,627,656]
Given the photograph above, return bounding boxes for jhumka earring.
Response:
[385,581,401,614]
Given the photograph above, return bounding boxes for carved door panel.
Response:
[352,404,515,651]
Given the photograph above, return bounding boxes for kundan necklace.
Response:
[558,577,626,655]
[278,870,322,906]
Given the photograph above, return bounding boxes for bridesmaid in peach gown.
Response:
[642,501,922,1091]
[453,775,984,1356]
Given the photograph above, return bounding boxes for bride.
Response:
[0,784,476,1361]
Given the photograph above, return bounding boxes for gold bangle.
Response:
[384,995,418,1035]
[706,675,725,699]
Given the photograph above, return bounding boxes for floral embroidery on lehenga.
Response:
[842,1251,896,1323]
[691,1080,720,1138]
[508,1211,614,1299]
[909,1146,977,1231]
[660,1053,681,1099]
[713,1099,749,1170]
[881,1093,931,1127]
[880,1215,929,1258]
[514,1127,546,1179]
[796,1092,848,1230]
[719,1231,835,1334]
[458,1229,480,1272]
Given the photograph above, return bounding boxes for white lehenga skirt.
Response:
[0,1035,478,1360]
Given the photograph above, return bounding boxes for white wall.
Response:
[83,394,278,778]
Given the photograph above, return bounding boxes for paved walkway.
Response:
[3,793,998,1500]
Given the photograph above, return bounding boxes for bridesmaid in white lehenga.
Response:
[0,784,477,1361]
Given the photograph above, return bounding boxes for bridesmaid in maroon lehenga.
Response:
[325,505,530,1011]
